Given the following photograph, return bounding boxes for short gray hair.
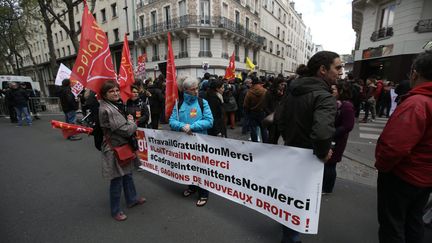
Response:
[182,77,199,90]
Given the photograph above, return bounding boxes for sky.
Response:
[294,0,356,55]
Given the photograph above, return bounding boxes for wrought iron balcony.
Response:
[414,19,432,33]
[198,51,212,57]
[133,15,265,45]
[178,51,188,58]
[370,27,393,41]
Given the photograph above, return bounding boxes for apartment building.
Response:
[352,0,432,82]
[259,0,307,76]
[19,0,135,95]
[134,0,264,79]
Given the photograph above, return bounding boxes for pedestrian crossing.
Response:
[358,117,388,140]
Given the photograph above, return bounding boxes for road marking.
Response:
[375,117,389,121]
[360,133,380,140]
[359,127,383,132]
[347,140,376,146]
[359,122,386,128]
[373,120,387,124]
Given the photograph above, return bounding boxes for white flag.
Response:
[55,63,72,86]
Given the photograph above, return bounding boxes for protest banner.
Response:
[54,64,72,86]
[136,128,324,234]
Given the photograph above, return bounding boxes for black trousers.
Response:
[322,163,337,193]
[377,172,431,243]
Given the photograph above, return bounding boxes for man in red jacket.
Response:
[375,50,432,243]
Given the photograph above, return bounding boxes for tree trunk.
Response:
[38,0,58,80]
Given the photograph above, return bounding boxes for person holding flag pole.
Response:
[69,1,145,221]
[165,32,214,206]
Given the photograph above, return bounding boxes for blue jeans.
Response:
[282,225,301,243]
[110,174,138,216]
[64,111,76,124]
[14,106,32,126]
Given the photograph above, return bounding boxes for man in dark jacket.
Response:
[277,51,342,243]
[59,79,81,140]
[375,50,432,243]
[9,82,32,126]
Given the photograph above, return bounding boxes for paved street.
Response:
[0,115,430,243]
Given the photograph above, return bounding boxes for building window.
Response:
[277,27,280,38]
[60,31,63,41]
[222,3,228,18]
[151,11,157,32]
[68,46,71,55]
[199,37,212,57]
[55,33,58,43]
[235,11,240,25]
[371,2,395,41]
[62,47,65,56]
[253,50,257,63]
[245,17,249,31]
[113,28,119,42]
[269,41,273,53]
[139,15,145,30]
[179,0,186,16]
[164,6,171,28]
[77,21,80,30]
[152,44,159,61]
[101,9,106,22]
[244,47,249,62]
[234,44,239,61]
[200,0,210,24]
[111,3,117,18]
[179,38,188,58]
[380,3,395,29]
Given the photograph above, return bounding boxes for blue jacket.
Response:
[169,93,213,134]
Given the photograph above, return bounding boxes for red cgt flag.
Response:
[118,34,135,103]
[224,52,236,80]
[51,120,93,139]
[165,32,179,121]
[70,2,116,97]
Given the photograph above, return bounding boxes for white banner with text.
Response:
[136,128,324,234]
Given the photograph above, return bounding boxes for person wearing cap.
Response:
[59,79,81,140]
[243,76,268,143]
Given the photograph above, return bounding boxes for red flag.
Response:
[165,32,179,121]
[70,2,116,97]
[118,34,135,103]
[224,52,236,80]
[51,120,93,139]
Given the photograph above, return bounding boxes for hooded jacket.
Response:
[277,76,336,159]
[375,81,432,187]
[169,93,214,134]
[243,84,267,113]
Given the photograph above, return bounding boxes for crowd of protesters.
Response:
[14,50,428,243]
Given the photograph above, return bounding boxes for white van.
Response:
[0,75,41,92]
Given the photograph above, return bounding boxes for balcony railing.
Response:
[370,27,393,41]
[198,51,212,57]
[133,15,265,45]
[178,51,188,58]
[414,19,432,33]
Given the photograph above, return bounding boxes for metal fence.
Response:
[0,97,62,117]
